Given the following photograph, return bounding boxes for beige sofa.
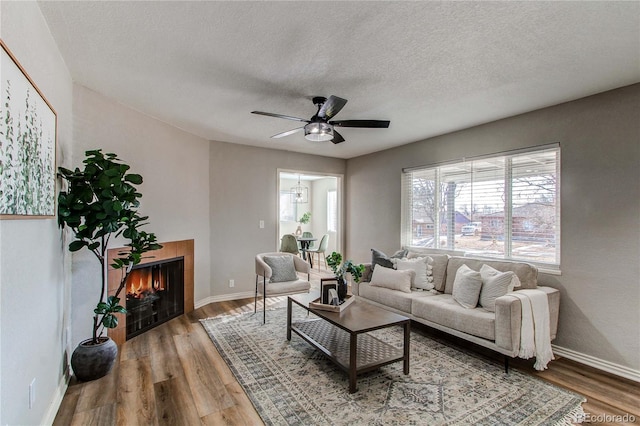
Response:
[352,253,560,371]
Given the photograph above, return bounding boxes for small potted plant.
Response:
[326,252,365,302]
[295,211,311,236]
[58,150,162,381]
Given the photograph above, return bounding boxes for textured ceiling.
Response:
[38,1,640,159]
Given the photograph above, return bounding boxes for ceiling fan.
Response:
[251,95,390,144]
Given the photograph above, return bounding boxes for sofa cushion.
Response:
[479,264,517,312]
[444,257,538,294]
[412,294,496,341]
[369,265,413,293]
[396,257,434,290]
[263,255,298,283]
[451,265,483,308]
[359,282,434,313]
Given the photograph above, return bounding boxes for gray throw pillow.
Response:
[263,255,298,283]
[371,248,408,269]
[452,264,483,309]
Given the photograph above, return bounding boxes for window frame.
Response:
[401,144,561,270]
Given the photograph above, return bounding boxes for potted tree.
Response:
[58,150,162,381]
[326,252,365,302]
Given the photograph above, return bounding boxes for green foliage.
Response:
[1,82,55,215]
[298,211,311,224]
[94,296,126,329]
[58,150,162,343]
[326,251,365,283]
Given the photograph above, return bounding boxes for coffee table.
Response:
[287,292,410,393]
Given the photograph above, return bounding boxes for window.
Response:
[279,190,297,222]
[327,190,337,232]
[402,145,560,267]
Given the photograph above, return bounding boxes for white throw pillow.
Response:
[479,264,517,312]
[452,264,483,309]
[369,265,413,293]
[395,257,434,290]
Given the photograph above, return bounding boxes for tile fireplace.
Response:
[107,239,194,345]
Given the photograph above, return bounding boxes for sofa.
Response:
[351,250,560,370]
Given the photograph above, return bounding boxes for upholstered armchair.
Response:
[255,252,311,323]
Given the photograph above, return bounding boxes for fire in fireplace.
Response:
[125,256,184,340]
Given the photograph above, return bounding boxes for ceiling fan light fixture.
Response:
[304,122,333,142]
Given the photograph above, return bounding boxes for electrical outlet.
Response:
[29,378,36,409]
[259,220,264,229]
[229,279,235,288]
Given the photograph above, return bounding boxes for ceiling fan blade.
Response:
[271,127,305,139]
[252,111,309,123]
[330,119,390,128]
[331,130,345,144]
[318,96,347,120]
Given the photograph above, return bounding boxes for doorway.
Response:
[277,170,343,264]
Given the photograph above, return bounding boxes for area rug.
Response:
[200,307,585,426]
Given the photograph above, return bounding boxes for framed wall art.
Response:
[0,39,57,219]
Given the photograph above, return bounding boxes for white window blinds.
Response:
[327,190,337,232]
[401,145,560,266]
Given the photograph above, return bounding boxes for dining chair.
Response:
[255,252,311,323]
[279,234,299,256]
[307,234,329,270]
[302,231,314,249]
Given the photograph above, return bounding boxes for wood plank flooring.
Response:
[54,268,639,425]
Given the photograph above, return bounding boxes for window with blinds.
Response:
[327,190,337,232]
[401,144,560,266]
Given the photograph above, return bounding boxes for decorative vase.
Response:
[337,276,348,302]
[295,225,302,236]
[71,336,118,382]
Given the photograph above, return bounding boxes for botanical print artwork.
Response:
[0,40,56,217]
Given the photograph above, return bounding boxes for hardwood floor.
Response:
[54,267,639,425]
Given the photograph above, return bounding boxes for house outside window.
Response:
[401,144,560,267]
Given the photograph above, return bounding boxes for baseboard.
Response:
[41,374,69,425]
[195,291,256,308]
[552,344,640,383]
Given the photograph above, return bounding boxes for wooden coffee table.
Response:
[287,292,410,393]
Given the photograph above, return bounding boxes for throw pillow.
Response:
[369,265,413,293]
[479,264,517,312]
[395,257,434,290]
[408,252,449,291]
[451,264,483,309]
[263,255,298,283]
[371,248,407,270]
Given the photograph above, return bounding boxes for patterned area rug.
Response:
[201,307,584,426]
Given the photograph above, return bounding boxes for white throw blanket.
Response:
[511,289,555,371]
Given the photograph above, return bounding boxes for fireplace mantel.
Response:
[107,239,194,345]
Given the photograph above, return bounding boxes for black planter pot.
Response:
[337,276,348,302]
[71,337,118,382]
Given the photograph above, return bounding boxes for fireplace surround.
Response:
[107,239,194,345]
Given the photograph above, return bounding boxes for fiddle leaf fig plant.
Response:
[58,150,162,344]
[326,251,365,283]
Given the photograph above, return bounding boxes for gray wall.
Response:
[209,141,345,297]
[0,2,74,424]
[72,85,212,342]
[346,84,640,372]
